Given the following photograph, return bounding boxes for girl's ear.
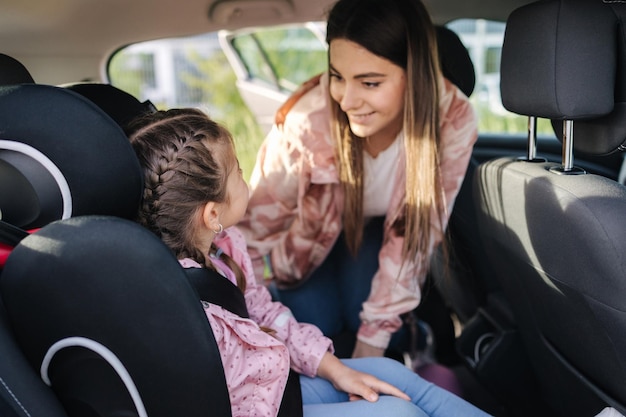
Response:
[201,201,220,232]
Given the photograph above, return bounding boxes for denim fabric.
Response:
[300,358,491,417]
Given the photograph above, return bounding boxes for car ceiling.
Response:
[0,0,533,85]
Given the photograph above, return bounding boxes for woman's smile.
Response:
[329,38,406,143]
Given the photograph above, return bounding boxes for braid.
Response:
[140,135,198,257]
[128,108,265,327]
[126,108,230,265]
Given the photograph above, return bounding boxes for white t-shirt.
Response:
[363,133,403,218]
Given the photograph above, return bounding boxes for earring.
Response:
[212,223,224,235]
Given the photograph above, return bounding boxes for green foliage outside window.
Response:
[108,22,554,182]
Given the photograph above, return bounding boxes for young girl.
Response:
[237,0,478,359]
[126,108,490,417]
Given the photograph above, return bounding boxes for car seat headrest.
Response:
[436,26,475,98]
[552,3,626,155]
[0,84,143,230]
[0,53,35,85]
[501,0,615,119]
[501,0,626,155]
[0,215,231,417]
[64,83,156,128]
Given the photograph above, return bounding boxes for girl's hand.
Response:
[316,353,410,402]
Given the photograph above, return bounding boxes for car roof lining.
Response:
[0,0,534,85]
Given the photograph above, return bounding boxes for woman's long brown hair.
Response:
[327,0,446,272]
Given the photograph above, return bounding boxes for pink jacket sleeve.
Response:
[238,75,340,287]
[237,123,305,283]
[216,227,333,377]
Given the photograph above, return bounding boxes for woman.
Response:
[238,0,477,359]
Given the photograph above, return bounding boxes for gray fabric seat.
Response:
[474,1,626,416]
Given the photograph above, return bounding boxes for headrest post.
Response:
[563,119,574,171]
[527,116,537,160]
[618,154,626,185]
[517,116,545,162]
[550,119,586,175]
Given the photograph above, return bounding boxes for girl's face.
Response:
[329,38,407,143]
[218,148,249,229]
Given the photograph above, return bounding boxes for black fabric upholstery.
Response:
[64,83,156,128]
[475,0,626,415]
[0,111,68,415]
[474,158,626,415]
[1,216,232,417]
[0,54,34,85]
[500,0,615,120]
[185,267,250,318]
[0,84,143,229]
[551,3,626,155]
[551,108,626,156]
[0,296,69,417]
[436,25,475,98]
[423,27,477,361]
[431,157,497,324]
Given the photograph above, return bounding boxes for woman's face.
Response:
[329,38,407,143]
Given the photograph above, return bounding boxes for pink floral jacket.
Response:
[180,227,332,417]
[238,72,477,349]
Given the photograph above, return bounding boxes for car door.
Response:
[218,22,327,134]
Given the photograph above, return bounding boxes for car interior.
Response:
[472,2,626,416]
[1,0,625,417]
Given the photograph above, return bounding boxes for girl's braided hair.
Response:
[126,108,245,290]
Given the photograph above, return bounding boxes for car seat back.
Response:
[63,82,156,128]
[0,55,146,417]
[0,295,69,417]
[435,25,475,98]
[428,26,500,334]
[0,53,34,85]
[475,1,626,415]
[0,83,143,232]
[1,216,232,417]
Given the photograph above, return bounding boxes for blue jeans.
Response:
[300,358,491,417]
[272,217,409,354]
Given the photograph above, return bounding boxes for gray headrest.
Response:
[501,0,626,155]
[501,0,615,119]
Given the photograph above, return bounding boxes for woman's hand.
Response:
[352,339,385,358]
[316,353,410,402]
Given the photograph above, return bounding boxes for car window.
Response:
[108,33,265,179]
[107,19,552,179]
[448,19,552,134]
[217,23,327,136]
[225,23,327,93]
